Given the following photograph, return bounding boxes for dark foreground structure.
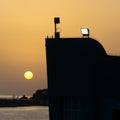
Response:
[45,37,120,120]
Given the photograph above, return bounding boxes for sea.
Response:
[0,106,49,120]
[0,95,49,120]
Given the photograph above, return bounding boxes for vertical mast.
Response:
[54,17,60,38]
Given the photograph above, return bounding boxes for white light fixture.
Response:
[81,28,90,37]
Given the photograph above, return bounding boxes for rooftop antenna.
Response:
[54,17,60,38]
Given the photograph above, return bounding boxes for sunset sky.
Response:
[0,0,120,96]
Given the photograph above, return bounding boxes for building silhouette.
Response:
[45,19,120,120]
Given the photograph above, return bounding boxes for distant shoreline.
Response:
[0,95,31,99]
[0,98,48,107]
[0,89,48,107]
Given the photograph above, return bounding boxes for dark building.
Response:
[45,26,120,120]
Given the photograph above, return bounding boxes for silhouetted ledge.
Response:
[0,89,48,107]
[45,38,107,57]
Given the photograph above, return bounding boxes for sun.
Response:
[24,71,33,80]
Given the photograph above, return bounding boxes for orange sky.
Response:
[0,0,120,95]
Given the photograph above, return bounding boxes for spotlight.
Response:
[81,28,90,37]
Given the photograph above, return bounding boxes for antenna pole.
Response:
[54,17,60,38]
[55,22,57,36]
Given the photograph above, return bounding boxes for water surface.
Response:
[0,106,49,120]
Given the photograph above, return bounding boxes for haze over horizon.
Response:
[0,0,120,96]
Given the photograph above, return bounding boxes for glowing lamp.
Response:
[81,28,90,37]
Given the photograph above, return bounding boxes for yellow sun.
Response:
[24,71,33,80]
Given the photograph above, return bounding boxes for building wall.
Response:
[45,38,120,120]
